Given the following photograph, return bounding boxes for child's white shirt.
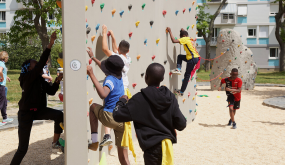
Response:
[111,51,131,89]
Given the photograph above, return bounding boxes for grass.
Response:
[6,70,58,103]
[197,70,285,85]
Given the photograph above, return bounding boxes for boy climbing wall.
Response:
[218,68,242,129]
[113,63,187,165]
[166,27,200,97]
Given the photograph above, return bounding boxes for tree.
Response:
[274,0,285,71]
[8,0,62,67]
[196,0,227,71]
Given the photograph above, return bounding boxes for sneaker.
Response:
[171,68,182,75]
[99,134,113,147]
[0,122,6,127]
[227,119,232,126]
[52,141,63,152]
[232,122,237,129]
[174,89,184,97]
[2,118,13,123]
[88,142,99,151]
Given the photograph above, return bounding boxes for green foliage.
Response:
[0,30,62,69]
[196,4,214,36]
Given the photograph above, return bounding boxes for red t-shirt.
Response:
[221,77,242,101]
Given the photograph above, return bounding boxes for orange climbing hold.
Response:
[89,98,93,105]
[229,60,231,62]
[192,97,195,100]
[112,9,116,15]
[137,55,141,60]
[91,35,96,42]
[183,98,186,103]
[109,145,113,151]
[192,1,195,5]
[245,61,247,64]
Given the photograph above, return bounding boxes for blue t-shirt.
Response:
[0,61,7,86]
[103,75,124,113]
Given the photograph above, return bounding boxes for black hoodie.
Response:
[113,86,187,151]
[18,48,59,111]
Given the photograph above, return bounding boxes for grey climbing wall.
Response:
[210,29,258,91]
[84,0,198,164]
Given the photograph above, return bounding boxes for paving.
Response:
[0,106,63,132]
[263,96,285,110]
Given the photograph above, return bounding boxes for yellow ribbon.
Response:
[121,88,136,162]
[162,139,173,165]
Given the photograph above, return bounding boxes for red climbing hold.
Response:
[89,59,92,65]
[240,51,242,54]
[162,10,167,15]
[183,8,186,13]
[188,92,190,97]
[129,32,133,38]
[107,31,111,37]
[152,55,156,60]
[132,83,137,88]
[169,72,172,76]
[222,40,225,42]
[91,0,95,5]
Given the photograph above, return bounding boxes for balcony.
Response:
[210,37,217,46]
[207,0,222,3]
[221,14,236,24]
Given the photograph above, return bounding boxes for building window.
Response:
[223,14,228,19]
[49,13,54,20]
[259,26,269,38]
[0,33,6,37]
[229,14,234,19]
[269,48,279,59]
[238,5,247,16]
[0,0,6,2]
[270,5,278,16]
[0,11,5,21]
[197,31,203,38]
[248,28,256,37]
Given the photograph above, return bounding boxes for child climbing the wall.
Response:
[86,54,130,165]
[166,27,201,96]
[57,52,63,102]
[218,68,242,129]
[113,63,187,165]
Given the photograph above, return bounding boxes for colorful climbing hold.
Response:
[128,4,132,10]
[192,24,195,29]
[119,10,124,16]
[219,77,221,80]
[189,110,192,113]
[56,1,62,8]
[141,73,144,77]
[235,57,237,60]
[150,21,154,26]
[142,3,146,9]
[183,98,186,103]
[132,83,137,88]
[91,0,95,5]
[187,26,190,30]
[86,23,88,28]
[183,8,186,13]
[221,52,224,55]
[100,3,105,9]
[156,38,160,44]
[192,97,195,100]
[189,8,191,12]
[240,51,242,54]
[86,27,91,34]
[194,84,197,88]
[129,32,133,38]
[238,45,240,47]
[112,9,116,15]
[89,59,92,65]
[89,98,93,105]
[91,36,96,42]
[96,24,100,31]
[169,72,172,76]
[108,145,113,151]
[188,92,190,97]
[162,10,167,16]
[85,6,88,11]
[137,55,141,60]
[144,39,147,44]
[152,55,156,60]
[229,60,231,62]
[135,21,140,27]
[222,40,225,42]
[227,48,229,51]
[175,10,179,15]
[216,61,218,63]
[245,61,247,64]
[107,31,111,37]
[221,34,223,37]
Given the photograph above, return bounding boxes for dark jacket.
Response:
[18,48,59,110]
[113,86,187,151]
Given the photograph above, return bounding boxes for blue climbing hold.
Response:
[175,10,179,15]
[96,24,100,31]
[251,54,253,57]
[144,39,147,44]
[189,8,191,12]
[196,103,198,106]
[224,69,226,71]
[189,110,192,113]
[86,23,89,28]
[87,75,89,80]
[194,84,197,88]
[119,10,124,16]
[240,35,242,37]
[227,48,229,51]
[182,79,184,82]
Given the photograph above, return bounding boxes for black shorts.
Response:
[227,95,240,110]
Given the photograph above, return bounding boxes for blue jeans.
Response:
[177,55,199,93]
[5,86,7,97]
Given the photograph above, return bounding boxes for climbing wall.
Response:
[84,0,198,164]
[210,29,258,91]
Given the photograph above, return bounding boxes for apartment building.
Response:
[196,0,280,71]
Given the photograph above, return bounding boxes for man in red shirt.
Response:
[218,68,242,129]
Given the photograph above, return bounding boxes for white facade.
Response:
[197,0,281,70]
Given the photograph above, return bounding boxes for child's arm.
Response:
[226,80,242,93]
[172,98,187,131]
[102,25,113,57]
[113,96,132,122]
[0,67,3,82]
[218,79,226,91]
[166,27,180,43]
[46,73,62,95]
[87,47,102,68]
[87,65,110,99]
[109,30,118,53]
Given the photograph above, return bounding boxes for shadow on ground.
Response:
[253,121,285,126]
[244,88,285,99]
[198,123,227,128]
[0,136,64,165]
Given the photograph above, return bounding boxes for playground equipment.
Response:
[62,0,198,164]
[210,29,258,90]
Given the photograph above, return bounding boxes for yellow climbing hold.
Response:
[57,58,63,68]
[192,24,195,29]
[219,77,221,80]
[89,98,93,105]
[91,35,96,42]
[221,52,224,55]
[135,21,140,27]
[156,38,160,44]
[183,98,186,103]
[87,92,88,95]
[88,159,90,163]
[137,54,141,60]
[112,9,116,15]
[192,97,195,100]
[85,6,88,11]
[238,45,240,47]
[241,75,243,78]
[217,96,221,98]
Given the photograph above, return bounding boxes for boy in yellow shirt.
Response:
[166,27,200,97]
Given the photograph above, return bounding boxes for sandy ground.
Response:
[0,86,285,165]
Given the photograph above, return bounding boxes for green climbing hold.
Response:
[235,57,237,60]
[100,3,105,9]
[213,72,214,74]
[248,71,249,73]
[187,26,190,30]
[195,109,197,112]
[86,39,87,44]
[142,3,146,9]
[197,95,209,97]
[175,37,177,40]
[228,31,231,34]
[196,7,198,10]
[59,138,65,147]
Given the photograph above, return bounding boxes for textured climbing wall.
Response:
[84,0,198,164]
[210,29,258,91]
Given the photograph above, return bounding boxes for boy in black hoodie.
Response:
[113,63,187,165]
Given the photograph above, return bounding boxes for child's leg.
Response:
[104,127,111,134]
[117,147,130,165]
[0,86,7,119]
[143,143,163,165]
[229,106,235,122]
[89,103,100,141]
[180,58,199,93]
[176,54,187,70]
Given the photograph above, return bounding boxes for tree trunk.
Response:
[280,44,285,71]
[275,0,285,72]
[205,41,211,71]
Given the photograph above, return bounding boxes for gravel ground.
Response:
[1,86,284,165]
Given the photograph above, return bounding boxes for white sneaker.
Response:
[171,68,182,75]
[0,122,6,127]
[2,118,13,123]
